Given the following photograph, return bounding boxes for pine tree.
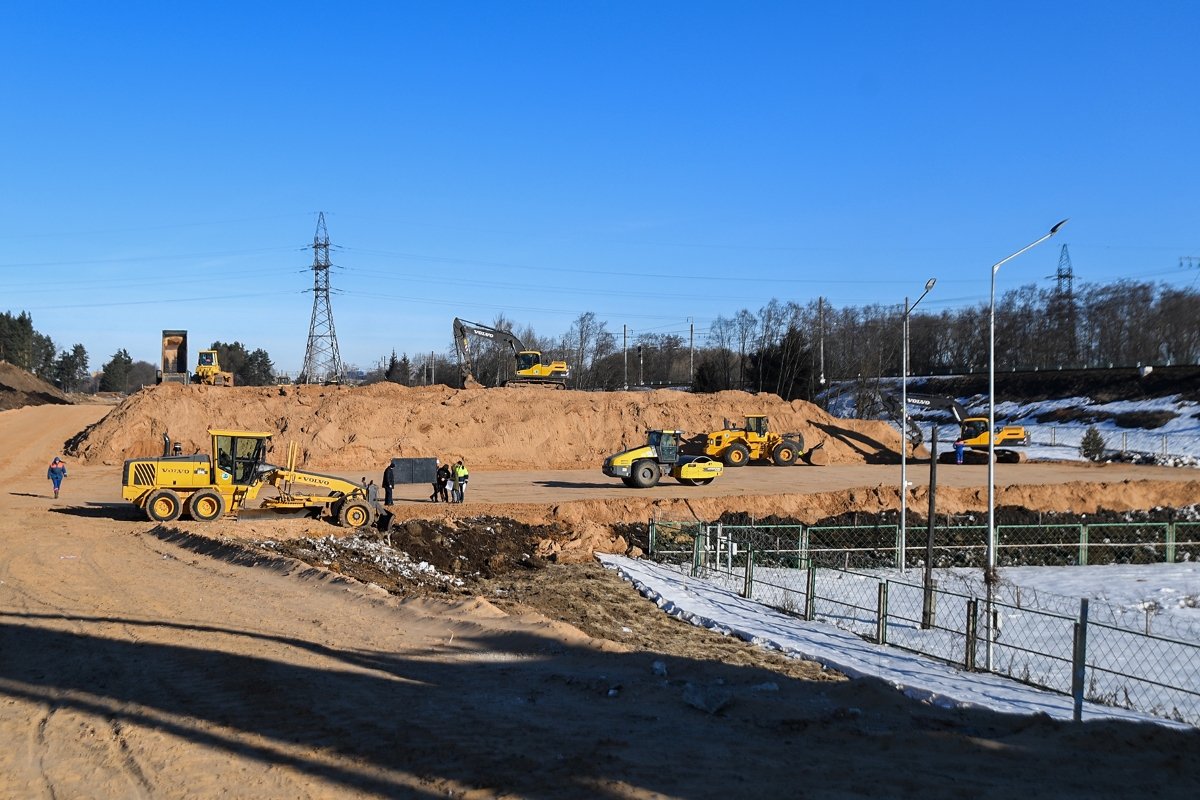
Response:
[1080,426,1106,461]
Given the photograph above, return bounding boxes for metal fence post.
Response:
[805,562,816,621]
[876,581,889,645]
[648,518,656,557]
[1167,522,1176,564]
[743,548,755,599]
[691,530,701,577]
[965,599,978,671]
[1072,598,1090,723]
[715,522,722,571]
[1079,524,1088,567]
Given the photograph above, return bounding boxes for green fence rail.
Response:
[649,519,1200,568]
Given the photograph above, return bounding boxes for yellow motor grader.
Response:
[121,431,391,529]
[693,415,804,467]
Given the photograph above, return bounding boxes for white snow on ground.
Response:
[825,378,1200,463]
[598,553,1193,728]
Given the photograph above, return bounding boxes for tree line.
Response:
[1,311,277,393]
[367,278,1200,403]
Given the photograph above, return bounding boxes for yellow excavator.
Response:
[881,391,1028,463]
[121,430,392,528]
[453,318,570,389]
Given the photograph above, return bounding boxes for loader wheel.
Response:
[339,500,373,529]
[187,489,225,522]
[630,460,662,489]
[146,489,183,523]
[621,476,637,488]
[772,441,799,466]
[723,443,750,467]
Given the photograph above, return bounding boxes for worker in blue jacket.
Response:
[47,457,67,499]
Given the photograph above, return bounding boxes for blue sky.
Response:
[2,2,1198,372]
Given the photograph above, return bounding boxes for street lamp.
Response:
[986,219,1068,669]
[900,277,936,574]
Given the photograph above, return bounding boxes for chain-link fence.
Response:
[645,519,1200,726]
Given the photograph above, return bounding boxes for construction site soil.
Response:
[0,360,72,411]
[4,403,1200,796]
[65,382,907,468]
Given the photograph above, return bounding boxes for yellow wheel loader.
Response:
[694,415,804,467]
[194,350,234,386]
[121,431,392,528]
[603,430,724,488]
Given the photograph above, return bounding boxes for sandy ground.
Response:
[2,404,1199,798]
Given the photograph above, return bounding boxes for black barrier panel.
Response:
[390,458,438,485]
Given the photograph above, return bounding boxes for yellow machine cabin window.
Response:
[649,431,679,462]
[516,352,540,372]
[215,435,266,485]
[199,352,215,366]
[962,420,988,440]
[745,417,768,436]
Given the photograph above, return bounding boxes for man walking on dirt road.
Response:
[432,460,450,503]
[382,462,395,505]
[47,457,67,499]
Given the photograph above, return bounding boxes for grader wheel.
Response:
[186,489,225,522]
[338,500,373,529]
[146,489,183,523]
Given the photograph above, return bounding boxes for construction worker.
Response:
[954,439,966,465]
[382,462,395,505]
[47,457,67,499]
[452,460,469,503]
[433,460,451,503]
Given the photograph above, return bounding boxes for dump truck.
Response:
[156,330,190,385]
[603,430,724,488]
[194,350,234,386]
[692,415,804,467]
[121,430,392,528]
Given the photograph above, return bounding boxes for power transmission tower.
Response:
[1051,243,1076,296]
[299,212,344,384]
[1046,243,1079,366]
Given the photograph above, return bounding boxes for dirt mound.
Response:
[0,361,71,411]
[66,382,904,469]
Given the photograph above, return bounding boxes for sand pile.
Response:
[66,382,904,469]
[0,361,71,411]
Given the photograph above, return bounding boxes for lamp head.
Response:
[1050,218,1069,235]
[924,278,936,292]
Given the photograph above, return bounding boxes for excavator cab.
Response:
[516,351,542,372]
[960,419,989,442]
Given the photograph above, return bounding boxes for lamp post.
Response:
[900,278,936,574]
[985,219,1068,670]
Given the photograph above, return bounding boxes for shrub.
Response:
[1080,426,1107,461]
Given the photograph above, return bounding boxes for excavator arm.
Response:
[453,318,526,387]
[880,391,973,447]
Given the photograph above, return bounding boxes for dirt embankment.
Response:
[66,382,905,469]
[0,360,71,411]
[378,479,1200,529]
